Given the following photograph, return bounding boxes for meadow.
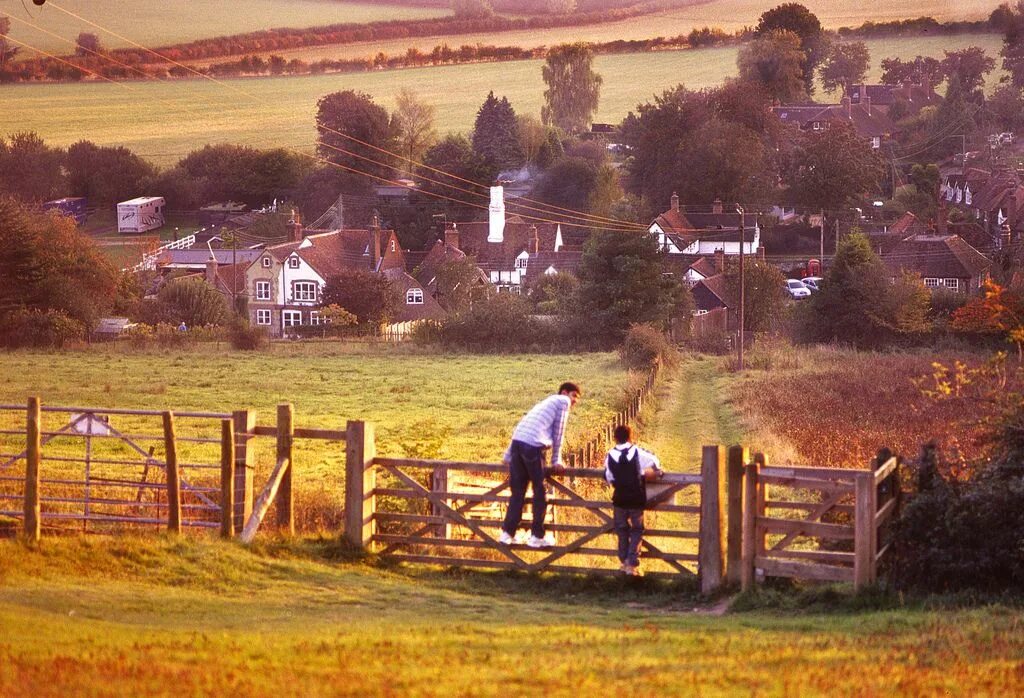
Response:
[0,34,1004,167]
[3,0,449,54]
[1,536,1023,696]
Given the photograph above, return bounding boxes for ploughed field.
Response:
[1,536,1023,696]
[0,34,1003,166]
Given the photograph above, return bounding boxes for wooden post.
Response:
[726,444,748,585]
[162,411,182,534]
[23,397,41,543]
[741,454,765,592]
[698,445,726,595]
[232,409,256,534]
[854,471,877,590]
[275,403,294,535]
[220,419,235,539]
[345,420,376,551]
[430,465,449,538]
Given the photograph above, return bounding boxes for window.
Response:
[293,281,317,302]
[282,310,302,328]
[261,257,271,268]
[288,256,300,269]
[255,280,271,301]
[406,288,424,304]
[255,309,272,325]
[923,278,940,288]
[390,240,396,252]
[871,136,881,149]
[309,311,327,326]
[944,278,960,290]
[693,309,709,316]
[515,256,528,269]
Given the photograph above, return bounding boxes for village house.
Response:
[846,83,941,119]
[648,194,761,256]
[772,96,895,150]
[942,168,1023,246]
[883,234,992,293]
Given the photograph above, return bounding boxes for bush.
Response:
[3,308,86,348]
[617,323,674,370]
[229,322,268,351]
[686,328,732,355]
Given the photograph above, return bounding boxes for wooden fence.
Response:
[1,397,900,593]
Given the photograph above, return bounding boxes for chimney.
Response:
[936,201,948,236]
[714,248,725,273]
[712,198,723,215]
[670,192,679,212]
[488,185,505,243]
[864,96,871,115]
[1002,223,1012,249]
[530,226,540,254]
[205,254,218,285]
[288,209,303,242]
[444,222,460,251]
[841,96,851,119]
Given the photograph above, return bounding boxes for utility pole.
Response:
[736,205,745,372]
[819,209,825,263]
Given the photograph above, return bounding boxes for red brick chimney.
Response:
[530,226,540,254]
[712,198,723,214]
[714,248,725,273]
[444,222,460,251]
[288,210,303,243]
[670,192,679,212]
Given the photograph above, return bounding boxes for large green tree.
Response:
[820,42,870,96]
[541,43,603,134]
[315,90,398,178]
[155,277,231,328]
[754,3,827,94]
[471,91,524,170]
[421,134,499,220]
[724,259,788,332]
[577,230,684,339]
[178,144,310,208]
[880,55,942,88]
[940,46,995,97]
[737,30,807,103]
[393,88,438,167]
[999,1,1024,87]
[672,119,777,206]
[787,123,885,213]
[65,141,156,207]
[0,132,65,203]
[322,270,401,326]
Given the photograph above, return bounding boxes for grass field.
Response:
[0,34,1004,167]
[4,0,449,54]
[1,536,1023,696]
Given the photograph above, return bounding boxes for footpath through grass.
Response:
[1,537,1023,696]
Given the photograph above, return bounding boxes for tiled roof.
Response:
[689,257,719,279]
[214,262,250,295]
[382,268,447,322]
[884,235,992,279]
[264,229,402,279]
[522,251,583,284]
[451,218,560,269]
[888,212,929,237]
[692,273,735,311]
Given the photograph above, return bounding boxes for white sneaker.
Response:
[526,534,555,548]
[498,530,514,545]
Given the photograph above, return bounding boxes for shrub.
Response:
[229,321,268,351]
[617,323,674,370]
[4,308,86,348]
[687,327,731,355]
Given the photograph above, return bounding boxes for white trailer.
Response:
[117,197,165,233]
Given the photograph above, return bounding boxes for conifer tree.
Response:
[471,91,525,170]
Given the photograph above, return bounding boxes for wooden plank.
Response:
[294,427,347,441]
[759,465,861,480]
[874,457,898,485]
[760,549,855,564]
[757,516,854,540]
[876,541,892,563]
[162,411,182,535]
[699,445,725,594]
[755,556,855,583]
[372,457,703,486]
[251,425,277,437]
[219,419,235,539]
[875,497,897,527]
[854,472,877,589]
[345,421,376,551]
[726,445,747,586]
[23,397,41,543]
[232,410,256,534]
[741,460,758,591]
[766,500,854,515]
[371,513,698,538]
[371,534,700,562]
[275,403,294,535]
[769,490,846,552]
[758,473,855,493]
[239,455,290,544]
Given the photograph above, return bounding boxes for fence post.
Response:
[23,397,41,543]
[698,445,726,595]
[276,403,294,535]
[854,471,877,590]
[430,465,449,538]
[162,411,182,535]
[345,420,376,551]
[726,444,748,586]
[741,454,763,592]
[220,418,235,539]
[232,409,256,534]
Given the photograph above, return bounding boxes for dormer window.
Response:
[261,257,271,268]
[288,256,300,269]
[390,240,397,252]
[515,255,528,270]
[406,288,423,305]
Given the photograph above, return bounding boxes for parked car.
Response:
[801,276,823,292]
[786,279,812,299]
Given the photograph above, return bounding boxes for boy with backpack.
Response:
[604,424,664,576]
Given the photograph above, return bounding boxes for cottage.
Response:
[648,195,760,255]
[883,234,992,293]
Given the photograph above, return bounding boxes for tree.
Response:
[421,135,498,220]
[178,144,310,207]
[880,56,942,88]
[451,0,494,19]
[531,156,600,213]
[929,74,975,160]
[672,119,776,206]
[820,42,870,95]
[577,231,684,339]
[471,91,524,169]
[432,257,489,315]
[801,233,929,347]
[156,277,231,327]
[987,84,1024,132]
[526,270,579,315]
[321,271,401,326]
[393,88,438,167]
[787,123,885,213]
[737,30,807,103]
[65,141,156,207]
[541,43,603,134]
[0,132,65,204]
[0,16,19,74]
[940,47,995,97]
[1000,1,1024,87]
[724,260,788,332]
[754,3,827,94]
[315,90,398,178]
[75,32,102,57]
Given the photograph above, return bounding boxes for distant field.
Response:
[3,0,449,54]
[0,33,1003,167]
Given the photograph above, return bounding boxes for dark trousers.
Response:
[614,507,645,567]
[502,440,547,538]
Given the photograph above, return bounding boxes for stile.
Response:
[23,397,41,543]
[726,444,747,585]
[232,409,256,534]
[345,420,376,551]
[162,411,182,534]
[276,403,295,535]
[698,445,726,594]
[220,419,235,539]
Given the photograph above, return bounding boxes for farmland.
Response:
[0,34,1004,167]
[4,0,449,55]
[1,536,1024,696]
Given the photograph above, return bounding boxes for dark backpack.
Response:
[608,447,646,509]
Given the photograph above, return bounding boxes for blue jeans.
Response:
[502,441,548,539]
[614,507,645,567]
